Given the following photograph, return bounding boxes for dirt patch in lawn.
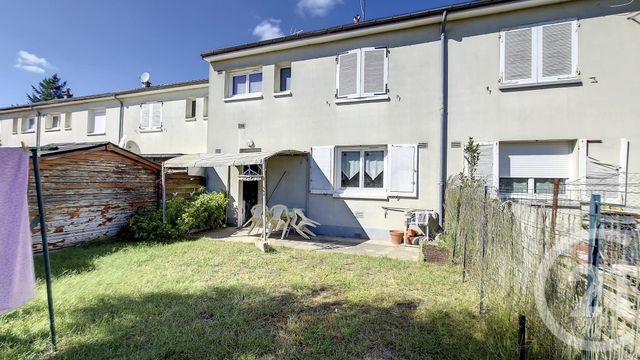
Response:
[421,244,449,263]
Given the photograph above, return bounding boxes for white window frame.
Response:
[227,68,263,99]
[88,109,106,135]
[203,96,209,119]
[139,102,163,131]
[22,117,36,133]
[336,47,389,100]
[499,18,578,86]
[499,177,567,195]
[12,118,19,134]
[64,112,72,130]
[45,113,61,131]
[334,146,388,199]
[185,98,197,120]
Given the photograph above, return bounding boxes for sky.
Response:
[0,0,464,107]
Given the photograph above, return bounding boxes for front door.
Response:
[241,165,260,223]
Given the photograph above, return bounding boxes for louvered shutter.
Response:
[477,142,499,189]
[361,47,388,96]
[150,102,162,129]
[388,144,417,197]
[499,142,571,178]
[336,49,360,99]
[140,103,151,129]
[500,27,536,84]
[310,146,334,194]
[538,20,577,82]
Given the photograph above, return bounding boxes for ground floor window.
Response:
[338,148,385,191]
[499,177,566,194]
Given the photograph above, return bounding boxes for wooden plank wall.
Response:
[29,150,159,252]
[165,173,205,199]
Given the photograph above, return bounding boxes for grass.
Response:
[0,237,486,359]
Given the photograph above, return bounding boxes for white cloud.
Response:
[252,19,284,41]
[15,50,53,74]
[297,0,343,17]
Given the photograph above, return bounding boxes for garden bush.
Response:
[124,192,227,242]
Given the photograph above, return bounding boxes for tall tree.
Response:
[27,73,67,103]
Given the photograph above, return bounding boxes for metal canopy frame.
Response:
[160,150,306,251]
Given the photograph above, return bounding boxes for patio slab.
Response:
[203,227,420,261]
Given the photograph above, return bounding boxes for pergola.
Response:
[162,150,307,249]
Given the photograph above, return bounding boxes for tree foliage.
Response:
[27,73,67,103]
[460,137,481,187]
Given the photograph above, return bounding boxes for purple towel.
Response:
[0,148,36,314]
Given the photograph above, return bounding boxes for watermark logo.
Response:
[534,235,636,353]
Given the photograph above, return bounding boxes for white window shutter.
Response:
[93,110,106,134]
[477,142,499,189]
[538,20,577,82]
[388,144,417,197]
[310,146,334,194]
[336,49,361,99]
[140,104,151,129]
[150,102,162,129]
[500,27,536,84]
[361,47,388,96]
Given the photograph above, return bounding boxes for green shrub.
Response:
[177,192,227,233]
[123,192,227,242]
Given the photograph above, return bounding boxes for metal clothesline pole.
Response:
[31,113,57,351]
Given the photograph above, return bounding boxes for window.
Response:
[64,112,72,130]
[12,118,19,134]
[22,117,36,133]
[337,147,386,194]
[45,114,60,130]
[500,19,578,86]
[497,141,571,195]
[336,47,388,99]
[186,98,196,119]
[140,102,162,130]
[279,67,291,92]
[203,97,208,119]
[88,110,106,134]
[228,70,262,97]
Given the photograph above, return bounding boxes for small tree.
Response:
[27,73,67,103]
[460,136,480,187]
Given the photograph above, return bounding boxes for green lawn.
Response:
[0,238,485,359]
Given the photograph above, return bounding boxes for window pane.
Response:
[279,67,291,92]
[191,100,197,118]
[535,178,566,194]
[52,115,59,128]
[499,178,528,193]
[364,150,384,188]
[249,73,262,93]
[341,151,360,188]
[232,75,246,95]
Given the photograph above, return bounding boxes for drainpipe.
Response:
[438,10,448,228]
[113,94,124,145]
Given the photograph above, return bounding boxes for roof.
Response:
[201,0,522,58]
[163,150,307,168]
[0,79,208,113]
[36,142,161,171]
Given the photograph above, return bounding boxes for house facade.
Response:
[202,0,640,238]
[0,80,209,157]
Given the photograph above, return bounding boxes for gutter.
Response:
[113,94,124,144]
[203,0,570,62]
[438,11,448,228]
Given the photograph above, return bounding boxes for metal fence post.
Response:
[452,184,462,262]
[479,185,488,315]
[584,194,601,360]
[517,314,527,360]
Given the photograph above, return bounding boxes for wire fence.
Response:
[445,174,640,359]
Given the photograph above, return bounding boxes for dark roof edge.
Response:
[0,79,208,113]
[201,0,520,58]
[37,142,161,171]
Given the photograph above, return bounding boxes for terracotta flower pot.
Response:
[389,230,404,245]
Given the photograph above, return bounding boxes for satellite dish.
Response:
[140,72,150,83]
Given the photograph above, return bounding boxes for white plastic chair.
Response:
[290,208,319,239]
[244,204,266,235]
[267,204,291,239]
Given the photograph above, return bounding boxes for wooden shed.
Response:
[29,142,160,251]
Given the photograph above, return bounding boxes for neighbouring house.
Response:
[197,0,639,239]
[0,79,209,158]
[29,142,160,251]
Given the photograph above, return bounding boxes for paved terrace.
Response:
[204,227,420,262]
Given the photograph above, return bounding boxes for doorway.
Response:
[241,165,260,224]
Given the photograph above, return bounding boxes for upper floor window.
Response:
[336,47,388,100]
[45,114,60,131]
[22,117,36,133]
[88,109,106,135]
[229,69,262,97]
[500,19,578,86]
[203,96,209,119]
[64,112,72,130]
[140,102,162,130]
[279,67,291,92]
[186,98,196,119]
[12,118,19,134]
